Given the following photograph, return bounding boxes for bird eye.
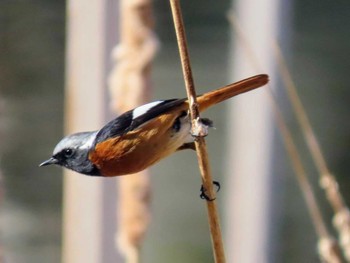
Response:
[63,148,74,158]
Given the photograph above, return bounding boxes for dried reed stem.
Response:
[109,0,158,262]
[169,0,226,262]
[0,172,3,262]
[227,12,343,263]
[272,42,350,261]
[270,96,343,263]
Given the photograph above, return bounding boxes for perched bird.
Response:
[40,74,268,177]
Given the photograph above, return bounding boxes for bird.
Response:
[40,74,268,177]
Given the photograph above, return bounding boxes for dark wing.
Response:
[94,98,186,145]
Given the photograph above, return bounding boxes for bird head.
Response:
[40,131,100,176]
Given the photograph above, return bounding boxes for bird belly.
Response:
[89,114,192,176]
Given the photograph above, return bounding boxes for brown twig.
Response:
[227,11,343,263]
[272,42,350,262]
[270,96,343,263]
[169,0,226,262]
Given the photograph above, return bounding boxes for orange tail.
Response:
[197,74,268,112]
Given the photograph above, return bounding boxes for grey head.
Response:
[40,131,100,176]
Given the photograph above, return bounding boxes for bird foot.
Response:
[191,117,214,138]
[200,180,221,201]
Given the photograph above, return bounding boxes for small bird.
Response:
[40,74,268,177]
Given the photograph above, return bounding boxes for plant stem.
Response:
[169,0,226,262]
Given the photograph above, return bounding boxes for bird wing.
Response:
[94,98,186,145]
[93,74,268,146]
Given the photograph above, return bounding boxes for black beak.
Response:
[39,157,58,167]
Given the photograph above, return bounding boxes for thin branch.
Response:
[272,42,350,261]
[227,11,343,263]
[270,95,342,263]
[169,0,226,262]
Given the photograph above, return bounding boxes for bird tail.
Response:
[197,74,269,112]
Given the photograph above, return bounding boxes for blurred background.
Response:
[0,0,350,262]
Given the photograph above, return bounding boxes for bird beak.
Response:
[39,157,58,167]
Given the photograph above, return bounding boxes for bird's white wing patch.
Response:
[132,101,163,119]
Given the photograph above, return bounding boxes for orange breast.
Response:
[88,111,189,177]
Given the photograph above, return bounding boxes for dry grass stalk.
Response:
[227,12,343,262]
[0,172,4,262]
[108,0,158,262]
[273,42,350,261]
[271,100,343,263]
[169,0,226,262]
[109,0,159,113]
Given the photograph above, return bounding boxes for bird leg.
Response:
[200,180,220,201]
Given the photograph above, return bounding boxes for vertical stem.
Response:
[272,41,350,262]
[227,14,343,262]
[64,0,118,261]
[272,41,347,213]
[169,0,226,262]
[109,0,158,262]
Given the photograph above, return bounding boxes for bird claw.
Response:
[200,181,221,201]
[191,118,214,138]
